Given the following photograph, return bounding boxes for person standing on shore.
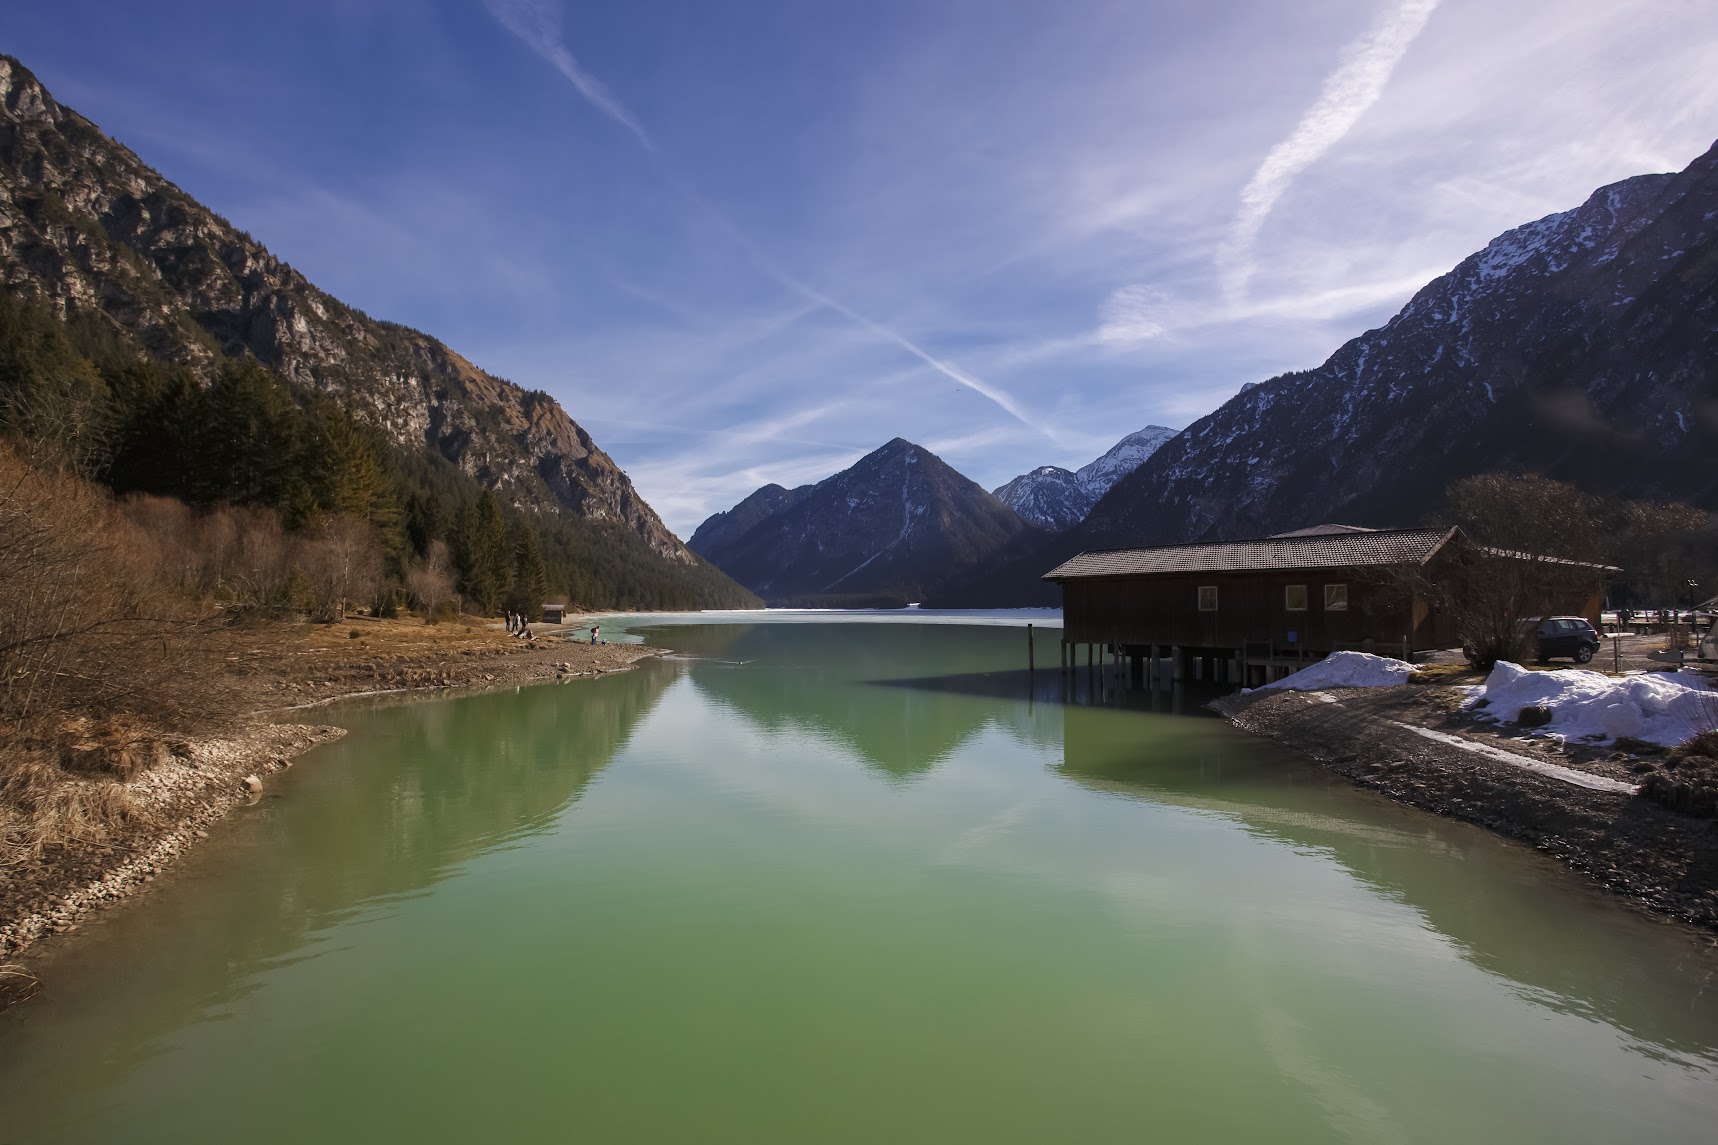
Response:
[591,624,600,646]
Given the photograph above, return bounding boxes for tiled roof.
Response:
[1042,528,1456,580]
[1268,523,1376,537]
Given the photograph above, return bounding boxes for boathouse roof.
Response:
[1042,527,1457,581]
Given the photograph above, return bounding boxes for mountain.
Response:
[1075,425,1178,497]
[938,141,1718,606]
[991,466,1091,531]
[687,482,813,568]
[991,425,1176,531]
[691,439,1039,605]
[0,55,732,591]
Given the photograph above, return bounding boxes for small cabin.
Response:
[1043,524,1608,686]
[541,603,567,624]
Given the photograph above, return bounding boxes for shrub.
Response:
[1638,732,1718,818]
[1640,756,1718,818]
[0,446,234,856]
[1517,705,1552,728]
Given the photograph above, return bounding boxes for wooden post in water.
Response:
[1027,623,1035,674]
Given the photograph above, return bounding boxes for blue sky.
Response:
[11,1,1718,535]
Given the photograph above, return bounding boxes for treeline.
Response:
[1440,473,1713,610]
[0,291,755,617]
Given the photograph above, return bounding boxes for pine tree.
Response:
[508,521,550,618]
[456,491,511,614]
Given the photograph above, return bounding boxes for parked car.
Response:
[1529,616,1601,664]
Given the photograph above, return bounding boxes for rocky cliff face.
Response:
[992,425,1176,531]
[1083,144,1718,547]
[694,439,1039,603]
[0,56,694,563]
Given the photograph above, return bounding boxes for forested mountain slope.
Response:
[0,54,753,609]
[688,482,813,569]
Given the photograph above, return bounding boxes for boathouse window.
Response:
[1284,584,1308,611]
[1324,584,1349,611]
[1198,585,1218,611]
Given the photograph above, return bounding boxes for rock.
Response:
[241,775,262,794]
[1517,705,1553,728]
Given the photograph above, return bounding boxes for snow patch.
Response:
[1464,661,1713,747]
[1259,651,1414,692]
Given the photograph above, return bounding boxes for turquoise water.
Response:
[1,617,1715,1143]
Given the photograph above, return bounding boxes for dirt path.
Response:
[1213,684,1718,931]
[1,616,661,978]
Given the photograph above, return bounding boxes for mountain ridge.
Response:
[991,425,1178,531]
[936,142,1718,605]
[0,54,707,571]
[691,438,1040,604]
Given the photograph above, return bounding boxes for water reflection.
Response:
[1055,701,1718,1066]
[665,623,1053,778]
[0,666,676,1109]
[2,619,1716,1145]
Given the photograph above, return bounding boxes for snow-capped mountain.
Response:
[689,439,1038,604]
[1081,144,1718,546]
[990,466,1092,532]
[1075,426,1179,497]
[991,426,1177,531]
[937,139,1718,605]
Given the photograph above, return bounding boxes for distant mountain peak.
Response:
[1075,425,1178,497]
[992,425,1179,532]
[691,440,1037,604]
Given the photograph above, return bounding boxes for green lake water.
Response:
[2,615,1717,1143]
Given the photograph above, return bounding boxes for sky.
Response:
[10,1,1718,536]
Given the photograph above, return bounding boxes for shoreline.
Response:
[1,621,663,991]
[1212,684,1718,933]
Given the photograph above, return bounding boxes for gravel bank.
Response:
[1213,684,1718,930]
[1,620,664,989]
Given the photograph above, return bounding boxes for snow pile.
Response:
[1465,661,1714,747]
[1261,651,1415,692]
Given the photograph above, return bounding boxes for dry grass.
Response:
[1639,730,1718,818]
[0,962,41,1007]
[1410,663,1483,685]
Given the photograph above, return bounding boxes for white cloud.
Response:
[1217,0,1441,302]
[481,0,1044,438]
[1096,284,1170,345]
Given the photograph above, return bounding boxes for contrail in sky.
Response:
[483,0,656,150]
[481,0,1042,434]
[1219,0,1441,303]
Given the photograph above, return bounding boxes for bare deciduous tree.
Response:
[299,515,384,623]
[405,540,456,623]
[1387,475,1616,669]
[0,446,232,856]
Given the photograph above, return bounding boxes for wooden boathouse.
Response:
[1043,525,1462,688]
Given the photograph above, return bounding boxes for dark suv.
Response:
[1532,616,1600,664]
